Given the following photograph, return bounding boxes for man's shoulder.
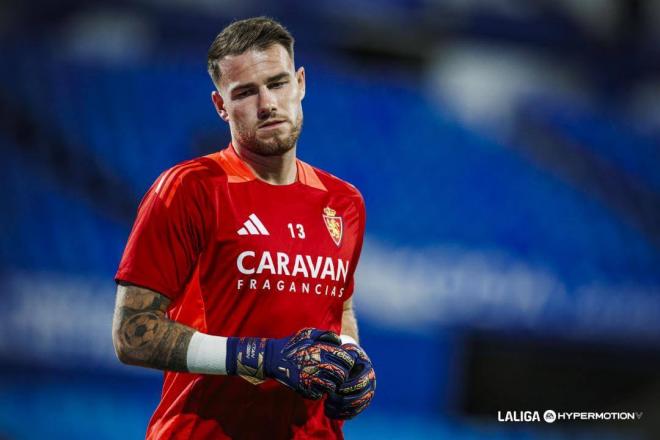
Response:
[157,154,228,186]
[304,162,363,202]
[151,154,228,203]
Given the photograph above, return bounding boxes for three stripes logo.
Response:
[237,214,270,236]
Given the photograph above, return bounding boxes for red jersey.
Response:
[115,144,366,439]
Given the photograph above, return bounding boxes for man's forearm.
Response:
[112,283,195,372]
[340,298,359,344]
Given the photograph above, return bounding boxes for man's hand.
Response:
[226,328,355,400]
[325,343,376,419]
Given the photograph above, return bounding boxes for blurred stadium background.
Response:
[1,0,660,439]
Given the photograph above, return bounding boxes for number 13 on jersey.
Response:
[287,223,305,239]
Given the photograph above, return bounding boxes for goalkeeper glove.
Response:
[226,328,355,400]
[325,343,376,419]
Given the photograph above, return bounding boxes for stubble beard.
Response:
[236,113,303,157]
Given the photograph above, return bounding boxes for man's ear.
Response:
[211,91,229,122]
[296,67,306,100]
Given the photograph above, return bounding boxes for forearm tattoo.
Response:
[113,284,194,372]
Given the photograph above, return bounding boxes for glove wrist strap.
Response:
[227,336,268,384]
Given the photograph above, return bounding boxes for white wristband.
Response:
[340,334,358,346]
[186,332,228,375]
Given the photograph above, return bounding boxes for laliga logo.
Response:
[497,410,556,423]
[500,409,643,423]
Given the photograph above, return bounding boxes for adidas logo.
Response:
[237,213,270,236]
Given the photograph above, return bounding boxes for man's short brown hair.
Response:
[207,17,295,88]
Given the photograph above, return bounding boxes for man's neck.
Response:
[233,142,298,185]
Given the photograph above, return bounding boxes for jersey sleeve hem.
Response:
[115,269,178,300]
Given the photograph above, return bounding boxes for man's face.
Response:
[212,44,305,156]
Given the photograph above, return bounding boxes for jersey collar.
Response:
[209,143,327,191]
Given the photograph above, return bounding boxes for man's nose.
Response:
[257,87,276,120]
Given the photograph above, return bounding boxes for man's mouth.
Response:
[258,119,287,129]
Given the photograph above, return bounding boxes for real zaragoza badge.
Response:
[323,207,343,247]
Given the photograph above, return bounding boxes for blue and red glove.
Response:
[226,328,355,400]
[325,343,376,419]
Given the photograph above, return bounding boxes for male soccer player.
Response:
[112,17,375,439]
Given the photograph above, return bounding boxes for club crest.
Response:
[322,207,343,247]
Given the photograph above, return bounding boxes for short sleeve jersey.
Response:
[115,144,366,440]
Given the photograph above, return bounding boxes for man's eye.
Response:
[234,90,252,99]
[269,81,286,89]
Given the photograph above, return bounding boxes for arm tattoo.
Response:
[112,284,194,372]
